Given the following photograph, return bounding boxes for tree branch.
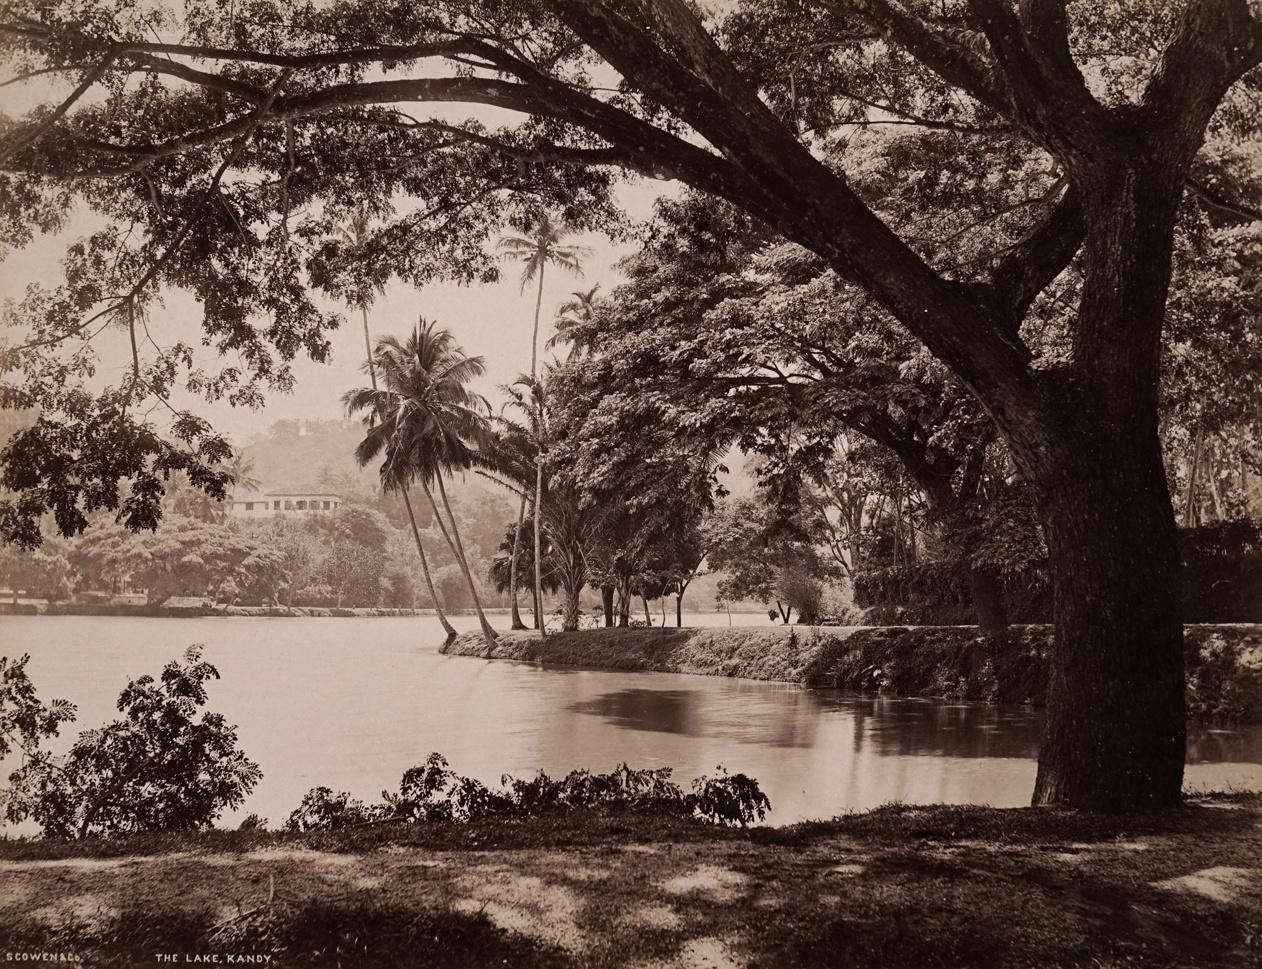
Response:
[0,47,121,163]
[0,22,494,72]
[964,0,1106,154]
[1142,0,1262,142]
[986,183,1084,320]
[1187,178,1262,224]
[550,0,1045,430]
[839,0,1014,115]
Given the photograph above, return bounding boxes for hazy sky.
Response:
[1,178,669,446]
[0,26,680,448]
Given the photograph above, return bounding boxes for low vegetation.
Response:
[2,649,770,842]
[287,756,770,831]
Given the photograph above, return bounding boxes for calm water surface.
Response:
[3,615,1259,826]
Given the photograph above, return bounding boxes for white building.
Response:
[229,492,344,518]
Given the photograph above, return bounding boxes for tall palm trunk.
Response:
[508,493,528,629]
[532,439,545,635]
[427,475,498,650]
[530,264,547,638]
[401,487,455,641]
[361,301,455,640]
[361,304,374,383]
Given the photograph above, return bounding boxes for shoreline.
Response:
[0,602,772,620]
[441,623,1262,725]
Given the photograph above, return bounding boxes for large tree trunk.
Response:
[1021,165,1188,810]
[601,585,614,627]
[508,494,528,630]
[1030,433,1184,810]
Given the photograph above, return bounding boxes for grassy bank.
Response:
[442,623,1262,724]
[1,795,1258,967]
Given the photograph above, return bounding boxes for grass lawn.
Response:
[1,794,1259,967]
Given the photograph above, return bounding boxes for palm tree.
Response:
[475,384,606,632]
[546,284,601,361]
[340,205,389,389]
[498,215,589,636]
[493,384,538,629]
[217,452,262,523]
[228,453,260,495]
[493,378,546,629]
[345,321,498,649]
[337,207,456,638]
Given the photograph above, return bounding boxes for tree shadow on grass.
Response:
[1,901,574,969]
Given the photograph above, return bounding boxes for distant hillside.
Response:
[240,418,383,495]
[236,417,518,539]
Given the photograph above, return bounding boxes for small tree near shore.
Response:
[3,646,261,838]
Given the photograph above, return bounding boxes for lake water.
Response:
[3,615,1260,827]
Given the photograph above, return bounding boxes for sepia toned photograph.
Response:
[0,1,1260,966]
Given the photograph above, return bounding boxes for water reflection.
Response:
[4,614,1260,825]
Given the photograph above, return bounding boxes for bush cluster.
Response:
[2,647,260,838]
[286,754,771,831]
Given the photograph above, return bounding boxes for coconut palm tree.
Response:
[345,367,456,641]
[546,284,601,361]
[345,322,498,649]
[476,380,606,632]
[491,378,548,629]
[492,385,538,629]
[211,452,262,522]
[497,215,589,636]
[228,453,261,496]
[340,205,388,388]
[337,207,455,638]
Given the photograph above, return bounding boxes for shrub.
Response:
[384,753,462,821]
[4,646,261,838]
[691,767,772,826]
[292,756,772,831]
[285,787,387,832]
[291,584,337,608]
[0,653,77,761]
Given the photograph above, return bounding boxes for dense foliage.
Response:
[2,0,1262,809]
[3,646,260,838]
[287,755,771,830]
[854,519,1262,624]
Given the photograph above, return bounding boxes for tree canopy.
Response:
[5,0,1262,809]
